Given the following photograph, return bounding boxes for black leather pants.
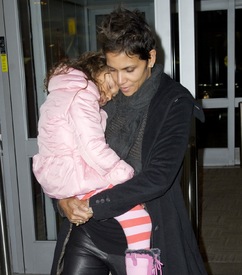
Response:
[62,223,126,275]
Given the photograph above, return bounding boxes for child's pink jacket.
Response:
[32,68,134,199]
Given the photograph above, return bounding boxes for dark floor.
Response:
[199,167,242,275]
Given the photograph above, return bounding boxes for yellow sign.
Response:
[68,18,76,35]
[1,54,8,72]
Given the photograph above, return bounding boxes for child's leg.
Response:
[114,205,152,249]
[81,187,151,249]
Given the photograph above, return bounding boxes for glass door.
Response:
[196,0,242,166]
[0,0,154,273]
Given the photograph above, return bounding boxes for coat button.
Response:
[96,199,100,204]
[100,199,105,203]
[106,197,110,202]
[154,225,159,231]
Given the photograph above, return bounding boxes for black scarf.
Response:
[104,64,163,173]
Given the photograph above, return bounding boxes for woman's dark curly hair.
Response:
[44,51,107,90]
[98,7,156,61]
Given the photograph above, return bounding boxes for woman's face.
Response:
[96,70,119,106]
[106,50,156,97]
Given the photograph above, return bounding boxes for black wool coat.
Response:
[89,72,208,275]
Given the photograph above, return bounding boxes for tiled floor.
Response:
[199,167,242,275]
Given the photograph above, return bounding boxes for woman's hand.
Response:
[58,197,93,225]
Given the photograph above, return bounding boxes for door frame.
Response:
[0,0,25,272]
[0,0,56,273]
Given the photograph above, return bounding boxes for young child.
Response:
[32,51,152,251]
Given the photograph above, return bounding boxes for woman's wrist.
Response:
[57,200,65,217]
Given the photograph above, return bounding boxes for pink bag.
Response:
[125,248,163,275]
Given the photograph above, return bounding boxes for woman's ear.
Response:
[148,49,157,68]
